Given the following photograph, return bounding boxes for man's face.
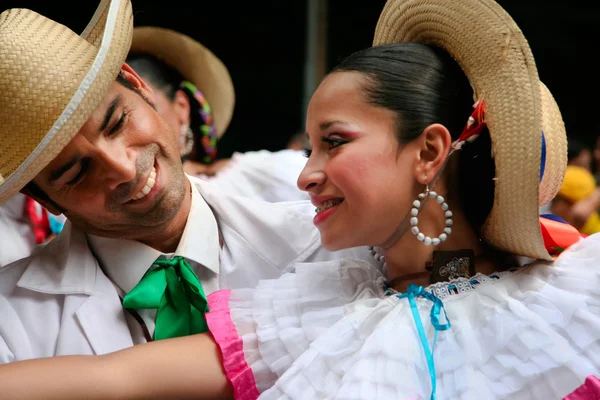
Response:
[32,65,188,240]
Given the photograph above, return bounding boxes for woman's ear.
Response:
[413,123,452,184]
[173,89,191,127]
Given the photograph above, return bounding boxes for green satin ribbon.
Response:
[122,256,209,340]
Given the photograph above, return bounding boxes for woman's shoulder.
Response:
[554,232,600,264]
[520,232,600,287]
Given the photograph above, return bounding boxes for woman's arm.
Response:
[0,333,232,400]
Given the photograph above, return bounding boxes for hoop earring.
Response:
[179,125,194,157]
[410,184,453,246]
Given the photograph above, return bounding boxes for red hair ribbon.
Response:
[539,215,584,256]
[451,99,487,152]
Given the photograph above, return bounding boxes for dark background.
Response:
[3,0,599,157]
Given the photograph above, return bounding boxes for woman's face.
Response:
[298,72,422,251]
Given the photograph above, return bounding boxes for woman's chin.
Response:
[319,232,355,252]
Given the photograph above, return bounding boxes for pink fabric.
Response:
[564,376,600,399]
[207,290,260,400]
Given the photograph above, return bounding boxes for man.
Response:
[127,26,309,202]
[0,0,375,362]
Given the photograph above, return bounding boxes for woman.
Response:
[1,0,598,399]
[128,27,309,202]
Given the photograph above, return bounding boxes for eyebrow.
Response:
[49,155,82,184]
[100,94,122,132]
[319,120,346,130]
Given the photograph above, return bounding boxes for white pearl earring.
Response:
[410,184,453,246]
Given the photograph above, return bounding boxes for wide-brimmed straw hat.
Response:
[0,0,133,205]
[129,27,235,139]
[374,0,567,260]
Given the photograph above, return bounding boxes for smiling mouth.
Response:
[315,198,344,213]
[132,166,157,201]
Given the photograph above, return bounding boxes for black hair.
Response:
[125,53,211,163]
[332,43,495,234]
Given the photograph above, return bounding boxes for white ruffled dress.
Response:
[206,234,600,399]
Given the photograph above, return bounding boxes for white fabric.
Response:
[225,233,600,399]
[0,194,38,268]
[0,176,377,361]
[202,150,309,202]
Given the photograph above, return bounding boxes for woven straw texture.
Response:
[373,0,567,260]
[0,0,133,204]
[130,27,235,138]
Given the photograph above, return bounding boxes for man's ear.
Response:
[119,63,156,103]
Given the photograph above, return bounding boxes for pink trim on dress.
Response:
[207,290,260,400]
[564,376,600,399]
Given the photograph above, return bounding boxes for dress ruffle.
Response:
[208,234,600,399]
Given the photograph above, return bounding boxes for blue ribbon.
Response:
[540,213,569,224]
[539,131,547,183]
[398,284,451,400]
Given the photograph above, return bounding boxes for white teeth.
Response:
[315,199,343,213]
[133,166,157,201]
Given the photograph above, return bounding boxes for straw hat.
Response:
[129,27,235,138]
[0,0,133,205]
[373,0,567,260]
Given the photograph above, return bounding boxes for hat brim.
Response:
[129,27,235,138]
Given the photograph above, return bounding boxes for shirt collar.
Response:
[16,222,97,295]
[86,177,220,294]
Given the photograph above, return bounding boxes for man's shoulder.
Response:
[192,176,323,267]
[0,256,34,293]
[0,240,58,291]
[192,175,314,220]
[0,223,98,296]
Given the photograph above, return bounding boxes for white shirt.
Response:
[202,149,309,202]
[0,176,377,359]
[0,194,37,268]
